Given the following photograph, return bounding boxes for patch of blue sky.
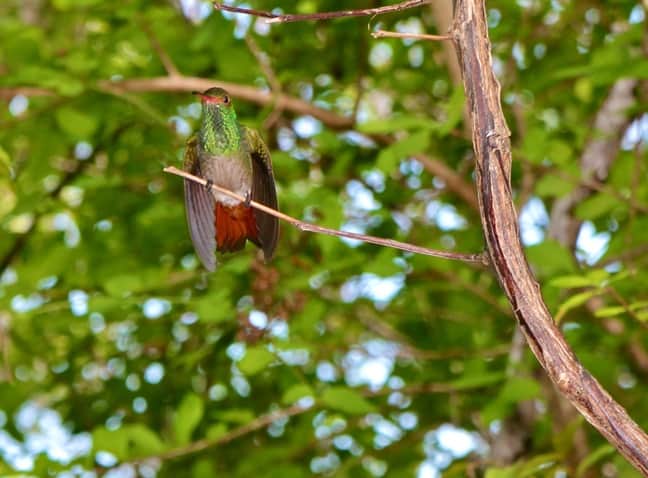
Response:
[425,200,467,231]
[346,180,381,211]
[218,1,252,38]
[142,298,171,319]
[343,340,400,390]
[519,196,549,246]
[340,273,405,309]
[179,0,212,23]
[8,95,28,116]
[69,289,88,316]
[11,293,44,313]
[622,113,648,150]
[576,221,610,265]
[293,116,322,139]
[0,402,92,472]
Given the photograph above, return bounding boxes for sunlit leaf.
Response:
[320,387,376,415]
[238,346,275,376]
[174,393,204,445]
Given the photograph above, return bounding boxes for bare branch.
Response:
[549,79,637,247]
[214,0,434,24]
[244,34,285,129]
[0,312,13,382]
[126,372,497,465]
[164,166,488,265]
[244,35,281,93]
[371,30,452,41]
[133,403,310,463]
[414,154,479,210]
[0,76,479,212]
[97,76,355,130]
[0,87,53,100]
[140,22,181,77]
[453,0,648,472]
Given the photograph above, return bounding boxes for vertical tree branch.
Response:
[548,79,637,248]
[453,0,648,473]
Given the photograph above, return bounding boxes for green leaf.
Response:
[547,140,573,166]
[103,274,144,297]
[376,130,430,172]
[0,145,11,175]
[0,181,16,218]
[595,301,648,319]
[577,445,615,477]
[526,240,577,277]
[485,454,560,478]
[555,290,603,322]
[499,378,541,402]
[437,87,465,136]
[123,424,166,457]
[482,377,541,423]
[363,247,401,276]
[358,115,427,134]
[535,174,573,198]
[194,288,235,322]
[238,346,275,376]
[192,459,217,478]
[53,0,102,9]
[449,372,506,391]
[282,384,314,405]
[92,426,128,459]
[206,423,228,440]
[549,275,598,288]
[575,193,623,220]
[320,387,376,415]
[174,393,204,445]
[92,424,165,460]
[213,409,255,424]
[55,107,99,139]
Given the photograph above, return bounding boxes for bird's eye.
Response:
[222,95,230,104]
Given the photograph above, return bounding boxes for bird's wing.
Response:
[183,135,216,271]
[244,126,279,261]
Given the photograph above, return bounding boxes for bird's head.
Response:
[193,87,233,108]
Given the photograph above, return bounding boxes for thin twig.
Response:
[164,166,488,265]
[214,0,434,23]
[244,35,284,129]
[244,35,281,93]
[371,30,453,41]
[140,22,181,77]
[133,403,310,463]
[128,371,497,466]
[607,286,643,324]
[0,87,53,100]
[0,312,13,382]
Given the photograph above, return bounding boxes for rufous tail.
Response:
[214,202,259,252]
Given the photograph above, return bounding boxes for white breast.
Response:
[200,153,252,207]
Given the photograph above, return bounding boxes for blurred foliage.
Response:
[0,0,647,477]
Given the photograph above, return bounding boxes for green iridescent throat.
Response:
[199,104,241,154]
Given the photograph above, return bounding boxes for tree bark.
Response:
[452,0,648,474]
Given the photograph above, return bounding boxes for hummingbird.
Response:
[183,87,279,271]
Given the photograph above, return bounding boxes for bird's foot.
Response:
[204,179,214,191]
[244,192,252,207]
